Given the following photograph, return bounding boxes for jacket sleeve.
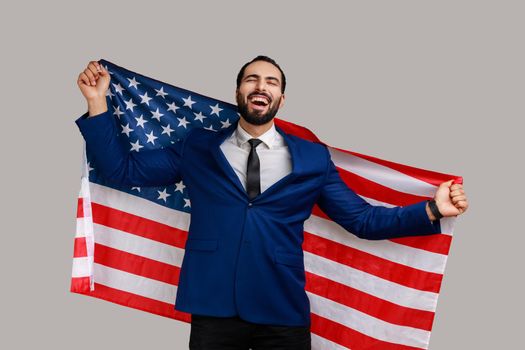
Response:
[75,110,185,187]
[315,154,440,240]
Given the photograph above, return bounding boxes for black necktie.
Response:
[247,138,263,200]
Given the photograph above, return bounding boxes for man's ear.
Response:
[279,94,286,108]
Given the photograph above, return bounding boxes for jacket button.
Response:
[248,203,253,207]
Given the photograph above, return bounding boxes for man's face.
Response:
[236,60,285,126]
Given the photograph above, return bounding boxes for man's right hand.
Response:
[77,60,110,116]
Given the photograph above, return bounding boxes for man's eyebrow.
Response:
[244,74,281,83]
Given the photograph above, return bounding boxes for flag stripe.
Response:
[306,272,434,331]
[329,148,438,198]
[310,313,425,350]
[304,252,438,312]
[305,215,448,274]
[303,232,443,293]
[94,243,181,286]
[309,292,429,348]
[91,222,185,267]
[335,165,430,207]
[73,279,190,322]
[330,145,459,187]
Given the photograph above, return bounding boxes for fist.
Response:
[434,180,469,217]
[77,60,110,101]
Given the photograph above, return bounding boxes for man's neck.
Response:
[238,118,274,138]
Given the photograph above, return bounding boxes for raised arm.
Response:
[75,61,184,187]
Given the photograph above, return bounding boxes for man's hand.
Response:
[426,180,469,221]
[77,60,110,116]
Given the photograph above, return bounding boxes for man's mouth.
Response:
[248,94,271,111]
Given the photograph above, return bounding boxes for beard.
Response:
[236,93,281,126]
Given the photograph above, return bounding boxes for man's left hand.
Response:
[434,180,469,218]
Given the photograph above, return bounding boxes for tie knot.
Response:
[248,138,263,150]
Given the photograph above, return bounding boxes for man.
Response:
[76,56,468,350]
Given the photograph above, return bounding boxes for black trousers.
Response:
[189,314,311,350]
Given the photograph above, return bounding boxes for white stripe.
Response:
[308,292,430,349]
[329,147,437,198]
[306,215,448,274]
[94,263,177,304]
[304,251,438,312]
[311,333,349,350]
[92,222,185,267]
[72,256,92,277]
[89,182,190,231]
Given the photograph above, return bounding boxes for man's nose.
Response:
[255,79,267,91]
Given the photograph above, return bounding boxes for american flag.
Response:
[71,59,459,350]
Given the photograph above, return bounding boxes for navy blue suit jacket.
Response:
[76,111,439,327]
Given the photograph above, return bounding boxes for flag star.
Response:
[155,86,168,98]
[210,103,223,116]
[112,83,124,95]
[130,140,144,152]
[145,130,158,145]
[131,187,141,192]
[127,77,140,89]
[121,123,134,137]
[166,101,180,114]
[175,180,186,193]
[177,116,190,128]
[104,65,112,74]
[124,98,137,112]
[139,92,152,106]
[220,118,232,129]
[193,111,207,123]
[182,95,196,109]
[113,105,124,118]
[87,162,94,172]
[151,108,164,121]
[161,124,175,137]
[135,114,148,128]
[204,125,217,132]
[183,198,191,208]
[157,188,171,202]
[106,89,114,98]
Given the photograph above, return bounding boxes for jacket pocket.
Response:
[275,250,304,269]
[185,238,218,252]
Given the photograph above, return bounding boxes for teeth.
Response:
[250,96,269,105]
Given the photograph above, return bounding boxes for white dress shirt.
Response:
[220,122,292,194]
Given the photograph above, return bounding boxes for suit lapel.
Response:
[210,122,247,196]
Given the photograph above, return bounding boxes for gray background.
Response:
[1,0,523,349]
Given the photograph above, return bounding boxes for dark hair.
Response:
[236,55,286,93]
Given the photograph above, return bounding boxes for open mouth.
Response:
[248,94,271,111]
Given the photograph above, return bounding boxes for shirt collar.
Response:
[235,122,278,150]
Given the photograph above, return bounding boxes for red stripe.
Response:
[71,279,190,322]
[73,237,87,257]
[94,243,181,286]
[88,202,188,248]
[311,206,450,255]
[303,232,443,293]
[305,272,434,331]
[311,313,425,350]
[77,197,84,217]
[335,165,431,206]
[390,234,452,255]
